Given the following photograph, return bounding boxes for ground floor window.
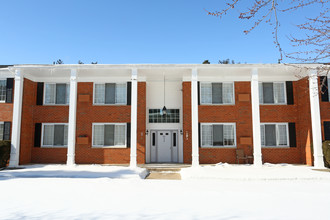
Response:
[42,123,68,147]
[200,123,236,147]
[260,123,289,147]
[92,123,126,147]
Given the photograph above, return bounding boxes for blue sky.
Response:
[0,0,323,64]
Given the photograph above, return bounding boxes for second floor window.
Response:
[200,82,234,104]
[259,82,286,104]
[0,80,6,102]
[44,83,70,105]
[94,83,127,104]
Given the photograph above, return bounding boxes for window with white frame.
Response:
[259,82,286,104]
[200,82,234,104]
[93,123,126,147]
[94,83,127,104]
[201,123,236,147]
[42,123,68,147]
[260,123,289,147]
[44,83,70,105]
[0,122,3,140]
[0,80,6,102]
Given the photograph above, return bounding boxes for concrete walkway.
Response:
[142,164,190,180]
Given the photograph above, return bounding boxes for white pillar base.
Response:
[130,156,137,168]
[192,156,199,167]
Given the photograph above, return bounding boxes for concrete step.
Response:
[146,172,181,180]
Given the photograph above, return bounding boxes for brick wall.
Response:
[182,80,322,165]
[18,81,146,165]
[182,82,192,164]
[198,82,253,164]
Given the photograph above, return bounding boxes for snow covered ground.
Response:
[1,164,330,220]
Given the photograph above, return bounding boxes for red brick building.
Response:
[0,64,329,167]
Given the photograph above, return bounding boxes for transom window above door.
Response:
[200,82,234,104]
[44,83,70,105]
[94,83,127,104]
[149,109,180,123]
[259,82,286,104]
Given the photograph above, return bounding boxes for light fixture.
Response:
[162,106,167,115]
[145,130,149,135]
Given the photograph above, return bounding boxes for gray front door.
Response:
[157,131,172,162]
[150,130,178,163]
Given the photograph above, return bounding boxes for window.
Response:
[149,109,180,123]
[44,83,70,105]
[200,82,234,104]
[0,80,6,102]
[259,82,286,104]
[92,123,126,147]
[201,123,236,147]
[0,122,3,140]
[42,123,68,147]
[94,83,127,104]
[260,123,289,147]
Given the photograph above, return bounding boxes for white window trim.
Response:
[0,79,6,103]
[201,122,237,148]
[259,81,287,105]
[93,83,127,106]
[92,123,127,148]
[199,82,235,105]
[41,123,68,148]
[261,122,290,148]
[43,83,70,106]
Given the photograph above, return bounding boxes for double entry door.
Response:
[150,130,178,163]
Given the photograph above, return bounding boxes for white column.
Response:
[309,70,325,168]
[191,68,199,167]
[66,69,78,166]
[130,69,138,168]
[8,70,24,167]
[251,68,262,167]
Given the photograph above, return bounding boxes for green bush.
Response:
[322,141,330,168]
[0,141,11,168]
